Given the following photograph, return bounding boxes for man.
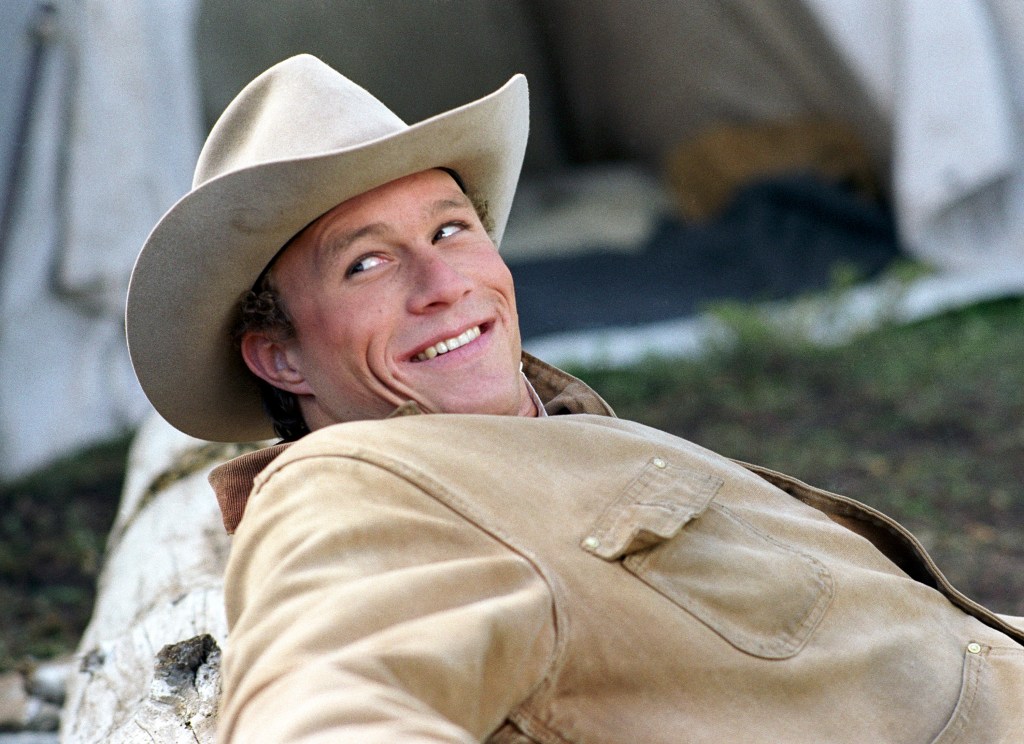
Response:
[126,55,1024,743]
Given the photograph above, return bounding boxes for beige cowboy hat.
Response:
[126,54,529,442]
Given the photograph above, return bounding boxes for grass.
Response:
[2,296,1023,671]
[0,436,130,671]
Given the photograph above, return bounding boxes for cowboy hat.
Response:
[126,54,529,442]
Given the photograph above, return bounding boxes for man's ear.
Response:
[239,332,312,396]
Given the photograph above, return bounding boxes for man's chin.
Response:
[396,360,524,415]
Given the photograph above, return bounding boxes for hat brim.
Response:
[126,74,529,442]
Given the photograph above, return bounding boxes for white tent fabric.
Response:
[806,0,1024,271]
[0,0,201,479]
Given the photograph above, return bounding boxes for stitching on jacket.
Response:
[583,458,722,560]
[930,644,985,744]
[623,501,834,659]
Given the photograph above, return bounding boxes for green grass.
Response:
[0,436,130,671]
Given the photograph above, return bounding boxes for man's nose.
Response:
[406,251,474,313]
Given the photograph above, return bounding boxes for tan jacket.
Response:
[213,357,1024,743]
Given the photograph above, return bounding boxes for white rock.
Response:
[26,658,73,706]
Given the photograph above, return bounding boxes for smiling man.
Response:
[238,169,536,427]
[126,55,1024,743]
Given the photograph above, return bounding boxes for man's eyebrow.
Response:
[426,194,475,216]
[314,193,476,272]
[314,223,388,273]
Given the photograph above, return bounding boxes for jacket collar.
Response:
[208,353,614,533]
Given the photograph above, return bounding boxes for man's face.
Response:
[247,169,531,427]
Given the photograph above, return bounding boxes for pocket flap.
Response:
[582,457,724,560]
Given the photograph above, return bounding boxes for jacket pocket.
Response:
[582,457,834,659]
[930,643,985,744]
[930,642,1024,744]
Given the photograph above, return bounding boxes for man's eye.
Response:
[347,255,386,276]
[433,223,464,242]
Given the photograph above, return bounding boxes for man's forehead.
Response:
[315,169,467,232]
[279,170,474,272]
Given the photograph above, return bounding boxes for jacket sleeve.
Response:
[217,453,556,743]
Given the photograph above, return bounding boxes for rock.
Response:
[21,698,60,733]
[0,670,61,733]
[0,734,59,743]
[0,672,29,729]
[25,658,72,706]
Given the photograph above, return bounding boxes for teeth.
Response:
[414,326,481,361]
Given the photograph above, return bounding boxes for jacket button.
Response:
[967,642,982,654]
[582,536,601,550]
[652,457,667,469]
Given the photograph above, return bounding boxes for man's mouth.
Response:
[413,325,483,362]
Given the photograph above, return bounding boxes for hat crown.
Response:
[194,55,407,188]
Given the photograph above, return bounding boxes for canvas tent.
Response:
[0,0,201,480]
